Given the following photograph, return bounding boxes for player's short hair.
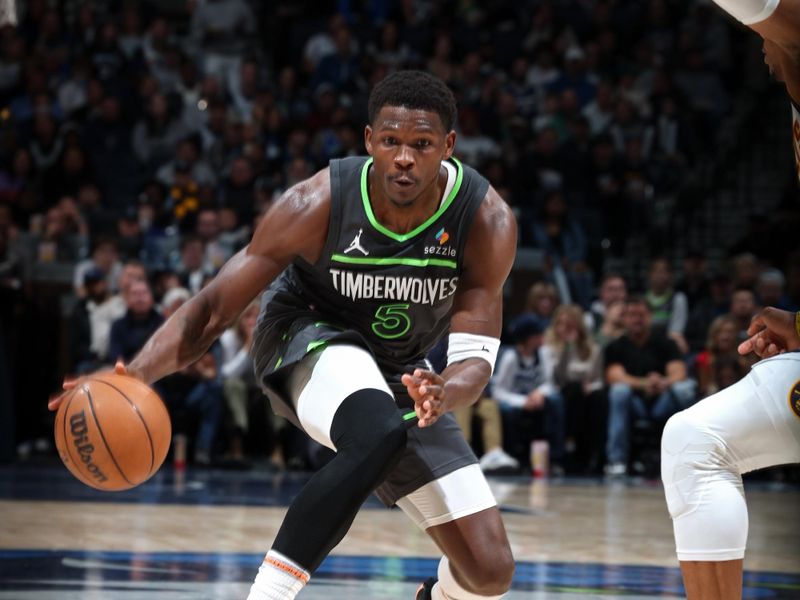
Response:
[368,70,457,132]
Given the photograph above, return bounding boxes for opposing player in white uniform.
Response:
[661,2,800,598]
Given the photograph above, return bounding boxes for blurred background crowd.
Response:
[0,0,798,478]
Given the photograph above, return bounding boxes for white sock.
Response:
[432,556,505,600]
[247,550,310,600]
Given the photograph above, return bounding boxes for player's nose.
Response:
[394,145,415,169]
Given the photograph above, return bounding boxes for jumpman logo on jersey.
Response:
[344,228,369,255]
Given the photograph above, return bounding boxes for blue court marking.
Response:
[0,550,798,597]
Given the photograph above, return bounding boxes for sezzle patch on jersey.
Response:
[329,268,459,305]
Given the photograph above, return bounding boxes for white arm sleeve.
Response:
[447,332,501,374]
[712,0,779,24]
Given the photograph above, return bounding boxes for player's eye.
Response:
[416,140,431,148]
[383,137,397,145]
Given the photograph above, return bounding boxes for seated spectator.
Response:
[157,287,224,465]
[427,337,519,474]
[529,190,592,308]
[107,278,164,363]
[728,287,759,343]
[694,315,751,398]
[594,298,626,349]
[220,300,285,467]
[68,268,112,375]
[195,208,232,271]
[131,92,189,170]
[543,304,605,473]
[492,315,566,475]
[522,281,560,328]
[757,268,796,311]
[645,257,689,355]
[72,235,122,298]
[604,297,697,476]
[587,272,628,333]
[174,234,211,295]
[89,260,148,363]
[156,135,216,188]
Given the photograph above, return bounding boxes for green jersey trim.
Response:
[359,157,464,242]
[331,254,457,269]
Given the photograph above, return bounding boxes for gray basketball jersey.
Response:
[254,156,489,381]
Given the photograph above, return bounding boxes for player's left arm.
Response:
[402,187,517,427]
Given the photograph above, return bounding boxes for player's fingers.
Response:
[62,377,77,390]
[114,360,127,375]
[746,313,767,337]
[48,391,68,412]
[414,368,442,380]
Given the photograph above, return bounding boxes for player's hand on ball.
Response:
[738,307,800,358]
[402,368,446,428]
[48,360,128,412]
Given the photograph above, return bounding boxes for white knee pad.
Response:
[661,411,747,561]
[712,0,779,25]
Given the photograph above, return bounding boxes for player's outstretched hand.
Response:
[401,368,446,428]
[738,307,800,358]
[47,360,128,412]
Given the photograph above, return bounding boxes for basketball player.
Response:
[51,71,517,600]
[661,2,800,598]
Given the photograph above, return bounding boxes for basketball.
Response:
[53,373,171,491]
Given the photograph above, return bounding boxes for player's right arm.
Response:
[49,169,331,408]
[126,172,330,385]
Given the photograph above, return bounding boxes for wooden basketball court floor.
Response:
[1,464,798,599]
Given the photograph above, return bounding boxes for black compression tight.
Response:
[272,388,407,571]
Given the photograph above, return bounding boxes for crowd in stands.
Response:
[0,1,797,475]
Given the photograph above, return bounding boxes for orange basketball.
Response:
[54,373,171,491]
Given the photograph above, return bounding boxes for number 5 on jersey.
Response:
[372,303,411,339]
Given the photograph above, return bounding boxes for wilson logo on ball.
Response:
[70,410,109,484]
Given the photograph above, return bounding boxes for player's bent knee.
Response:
[661,411,731,520]
[330,388,407,463]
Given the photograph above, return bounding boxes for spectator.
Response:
[117,208,144,262]
[544,305,605,473]
[594,298,626,348]
[428,337,519,474]
[523,281,560,327]
[492,315,566,475]
[131,92,189,170]
[190,0,254,93]
[645,257,689,354]
[528,190,592,308]
[68,268,106,372]
[107,278,163,363]
[694,315,751,398]
[175,234,210,295]
[157,286,224,465]
[156,136,216,188]
[604,297,697,476]
[728,287,759,343]
[757,268,796,311]
[72,235,121,298]
[582,80,615,135]
[676,248,711,309]
[730,252,760,290]
[587,272,627,333]
[219,157,256,224]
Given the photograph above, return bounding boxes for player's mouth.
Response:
[391,176,416,189]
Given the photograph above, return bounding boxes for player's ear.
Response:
[443,130,456,160]
[364,125,374,155]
